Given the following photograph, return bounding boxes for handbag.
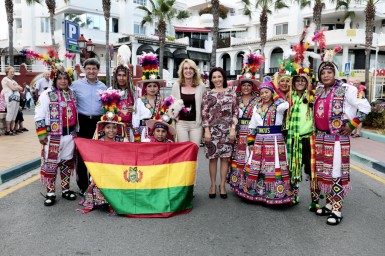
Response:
[8,93,20,102]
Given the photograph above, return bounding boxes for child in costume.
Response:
[79,90,128,214]
[132,52,165,142]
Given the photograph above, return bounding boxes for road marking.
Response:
[0,174,39,199]
[351,163,385,185]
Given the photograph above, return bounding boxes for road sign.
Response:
[344,62,351,77]
[65,20,80,52]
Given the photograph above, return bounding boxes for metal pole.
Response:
[373,39,379,102]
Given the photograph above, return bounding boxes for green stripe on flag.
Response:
[100,185,194,215]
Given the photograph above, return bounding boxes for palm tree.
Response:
[5,0,41,66]
[361,0,378,97]
[211,0,220,69]
[242,0,289,75]
[198,2,228,68]
[102,0,112,87]
[137,0,189,79]
[45,1,70,50]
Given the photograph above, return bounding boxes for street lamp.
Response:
[77,34,95,60]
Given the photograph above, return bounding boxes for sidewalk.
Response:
[350,130,385,173]
[0,111,41,183]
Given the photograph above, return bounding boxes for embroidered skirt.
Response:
[236,132,295,205]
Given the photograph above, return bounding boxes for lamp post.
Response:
[77,34,95,61]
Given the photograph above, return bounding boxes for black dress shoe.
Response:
[219,185,227,199]
[209,186,216,199]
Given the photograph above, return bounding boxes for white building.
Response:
[1,0,385,86]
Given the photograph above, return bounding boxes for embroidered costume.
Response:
[237,81,295,205]
[227,51,264,192]
[34,67,78,206]
[79,90,128,214]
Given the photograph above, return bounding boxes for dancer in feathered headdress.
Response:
[111,45,136,140]
[132,52,166,142]
[227,50,263,194]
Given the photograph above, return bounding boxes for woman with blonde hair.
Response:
[1,66,23,135]
[171,59,206,146]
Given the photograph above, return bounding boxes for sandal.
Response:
[4,131,14,136]
[21,128,29,131]
[315,206,332,216]
[62,190,77,200]
[43,193,56,206]
[352,134,361,138]
[326,212,343,225]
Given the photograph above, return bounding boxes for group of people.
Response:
[0,66,29,136]
[28,42,370,224]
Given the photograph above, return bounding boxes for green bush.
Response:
[363,102,385,129]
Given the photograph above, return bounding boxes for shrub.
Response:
[363,102,385,129]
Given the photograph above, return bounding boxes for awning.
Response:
[173,49,189,59]
[174,26,211,33]
[188,51,210,61]
[0,47,19,55]
[219,27,247,32]
[136,44,154,55]
[156,47,173,58]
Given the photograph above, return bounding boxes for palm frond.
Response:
[177,10,190,20]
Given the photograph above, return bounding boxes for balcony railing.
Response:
[189,38,205,49]
[218,38,231,49]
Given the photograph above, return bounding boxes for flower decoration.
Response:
[21,48,75,68]
[154,95,188,124]
[99,89,124,122]
[240,50,265,79]
[139,52,159,80]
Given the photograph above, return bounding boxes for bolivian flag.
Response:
[74,138,198,218]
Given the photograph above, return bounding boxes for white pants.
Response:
[175,120,202,146]
[6,100,19,121]
[332,141,342,178]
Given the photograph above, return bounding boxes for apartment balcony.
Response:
[189,38,206,49]
[218,38,230,49]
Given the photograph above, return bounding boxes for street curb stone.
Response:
[351,150,385,174]
[0,158,40,184]
[361,130,385,144]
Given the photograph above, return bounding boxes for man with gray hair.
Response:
[71,58,107,194]
[34,72,52,100]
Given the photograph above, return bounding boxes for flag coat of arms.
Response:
[74,138,198,217]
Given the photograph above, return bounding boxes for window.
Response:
[275,23,288,36]
[112,18,119,33]
[175,32,208,48]
[15,18,22,33]
[133,0,147,5]
[134,23,146,35]
[41,17,49,33]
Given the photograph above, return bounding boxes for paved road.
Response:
[0,149,385,256]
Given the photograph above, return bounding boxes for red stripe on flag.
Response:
[74,138,199,165]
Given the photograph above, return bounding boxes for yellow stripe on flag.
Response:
[85,161,196,190]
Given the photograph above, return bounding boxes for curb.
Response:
[0,158,40,184]
[351,150,385,174]
[361,130,385,144]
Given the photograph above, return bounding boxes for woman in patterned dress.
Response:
[237,81,295,205]
[132,81,163,142]
[227,78,260,194]
[202,67,238,199]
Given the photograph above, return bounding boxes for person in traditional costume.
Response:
[313,60,370,225]
[79,90,128,214]
[132,52,165,142]
[110,45,136,141]
[35,66,78,206]
[276,73,291,101]
[202,67,238,199]
[145,119,176,143]
[237,79,295,205]
[227,50,264,194]
[286,67,318,208]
